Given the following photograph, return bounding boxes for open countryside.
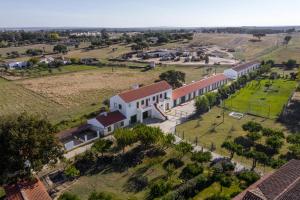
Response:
[1,1,300,200]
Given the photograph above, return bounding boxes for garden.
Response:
[57,124,260,200]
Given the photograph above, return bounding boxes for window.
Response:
[114,103,117,108]
[164,92,167,99]
[118,104,122,110]
[136,101,140,108]
[107,126,112,132]
[160,94,162,98]
[129,103,131,108]
[121,121,124,127]
[153,96,155,101]
[141,100,144,105]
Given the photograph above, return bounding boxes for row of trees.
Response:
[222,121,288,170]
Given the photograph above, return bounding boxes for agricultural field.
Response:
[262,33,300,63]
[224,79,297,119]
[176,107,291,172]
[2,65,99,80]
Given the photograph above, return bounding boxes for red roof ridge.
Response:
[172,73,228,100]
[118,80,172,103]
[96,111,126,127]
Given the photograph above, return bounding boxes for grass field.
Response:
[2,65,99,80]
[224,79,297,119]
[262,33,300,63]
[1,64,229,127]
[176,107,290,172]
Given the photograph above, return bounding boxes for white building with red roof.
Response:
[109,81,173,125]
[87,111,127,136]
[224,61,261,79]
[172,73,229,106]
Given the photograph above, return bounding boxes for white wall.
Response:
[224,69,238,79]
[110,88,172,124]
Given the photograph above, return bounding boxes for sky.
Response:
[1,0,300,28]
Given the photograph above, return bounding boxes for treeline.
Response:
[0,31,62,47]
[202,27,297,34]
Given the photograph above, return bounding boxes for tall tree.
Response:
[159,70,186,88]
[221,141,242,160]
[284,35,292,47]
[92,139,113,157]
[195,96,209,114]
[114,128,137,153]
[0,113,63,183]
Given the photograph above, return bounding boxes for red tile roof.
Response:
[96,111,126,127]
[172,74,228,100]
[233,159,300,200]
[232,61,260,72]
[4,178,51,200]
[118,81,172,103]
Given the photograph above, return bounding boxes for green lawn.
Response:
[193,180,241,200]
[176,107,290,172]
[224,79,297,119]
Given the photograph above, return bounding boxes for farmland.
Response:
[224,79,297,119]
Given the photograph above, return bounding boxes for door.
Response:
[130,115,137,124]
[143,111,149,119]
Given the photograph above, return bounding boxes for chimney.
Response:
[132,84,139,90]
[100,111,108,117]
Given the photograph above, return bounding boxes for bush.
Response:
[127,176,148,192]
[242,121,262,133]
[58,192,81,200]
[237,171,260,186]
[205,194,230,200]
[64,165,80,179]
[180,163,203,180]
[149,179,172,198]
[88,191,112,200]
[163,158,184,169]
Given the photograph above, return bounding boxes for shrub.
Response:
[127,176,148,192]
[266,136,284,151]
[205,194,230,200]
[180,163,203,180]
[58,192,81,200]
[287,134,300,144]
[149,179,172,198]
[242,121,262,133]
[237,171,260,186]
[88,191,112,200]
[64,165,80,179]
[163,158,184,169]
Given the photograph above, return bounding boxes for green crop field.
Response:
[224,79,297,119]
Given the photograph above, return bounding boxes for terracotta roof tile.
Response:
[96,111,126,127]
[257,159,300,200]
[118,81,172,103]
[233,159,300,200]
[172,74,228,100]
[4,178,51,200]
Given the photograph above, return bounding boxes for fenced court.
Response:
[224,79,297,119]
